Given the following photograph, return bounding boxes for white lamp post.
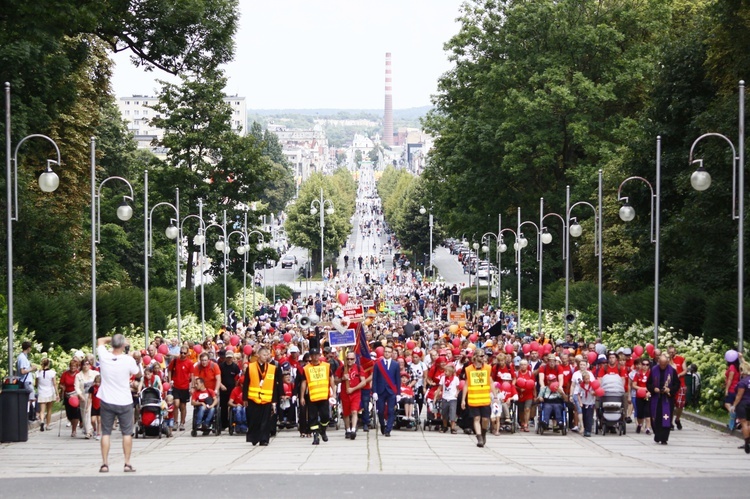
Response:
[420,206,434,279]
[310,187,334,287]
[687,81,745,351]
[617,137,660,347]
[5,82,62,376]
[539,197,567,335]
[91,137,134,357]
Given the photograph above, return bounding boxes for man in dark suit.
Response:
[372,345,401,436]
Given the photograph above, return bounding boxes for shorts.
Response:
[91,407,101,417]
[100,401,135,437]
[736,403,750,420]
[441,399,457,422]
[724,392,736,405]
[341,392,361,417]
[521,399,533,411]
[400,397,414,405]
[675,386,687,409]
[173,388,190,404]
[467,405,491,419]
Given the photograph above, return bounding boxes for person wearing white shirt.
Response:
[96,335,138,473]
[570,359,595,430]
[435,364,460,433]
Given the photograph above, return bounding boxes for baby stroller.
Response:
[498,400,518,434]
[394,396,420,431]
[135,387,167,439]
[596,374,627,436]
[423,386,442,431]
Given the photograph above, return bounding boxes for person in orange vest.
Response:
[461,350,497,448]
[242,347,282,446]
[300,338,335,445]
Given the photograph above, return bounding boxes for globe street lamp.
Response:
[420,206,434,279]
[688,81,745,351]
[91,137,134,356]
[310,187,334,287]
[246,230,265,318]
[539,197,567,335]
[144,178,181,343]
[617,137,660,346]
[565,169,603,338]
[205,211,229,325]
[498,217,519,332]
[519,207,544,335]
[5,82,62,375]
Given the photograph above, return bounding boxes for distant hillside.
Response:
[248,106,432,120]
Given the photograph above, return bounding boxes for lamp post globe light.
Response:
[5,82,63,375]
[687,81,745,351]
[498,216,519,330]
[91,137,135,357]
[310,187,334,287]
[616,137,661,347]
[246,230,265,317]
[565,169,603,338]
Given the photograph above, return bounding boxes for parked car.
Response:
[280,254,297,268]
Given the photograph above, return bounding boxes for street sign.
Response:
[449,311,467,323]
[328,328,356,348]
[343,304,365,322]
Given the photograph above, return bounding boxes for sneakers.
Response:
[570,426,579,433]
[636,425,642,434]
[345,431,351,439]
[645,428,651,435]
[625,417,633,424]
[350,431,356,440]
[179,424,185,431]
[362,424,369,432]
[675,419,682,430]
[584,432,591,437]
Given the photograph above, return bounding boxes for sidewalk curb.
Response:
[682,410,743,439]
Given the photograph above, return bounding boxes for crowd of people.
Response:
[15,174,750,470]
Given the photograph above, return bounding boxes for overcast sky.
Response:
[111,0,465,110]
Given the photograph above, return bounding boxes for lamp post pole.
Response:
[688,81,745,351]
[498,220,518,331]
[617,138,660,346]
[180,211,206,340]
[539,198,566,336]
[519,211,541,335]
[565,172,602,338]
[205,212,229,327]
[144,184,179,343]
[6,82,62,375]
[310,187,334,289]
[91,137,134,356]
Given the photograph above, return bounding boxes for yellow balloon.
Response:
[365,318,373,326]
[461,328,469,337]
[458,320,466,328]
[467,343,476,350]
[449,324,459,334]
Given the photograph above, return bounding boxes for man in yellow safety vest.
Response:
[461,350,497,448]
[242,347,282,446]
[300,338,336,445]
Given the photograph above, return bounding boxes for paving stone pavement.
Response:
[3,416,747,478]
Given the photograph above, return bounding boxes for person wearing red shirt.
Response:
[538,355,564,388]
[516,360,535,432]
[58,359,81,437]
[632,358,652,435]
[279,371,296,429]
[228,380,247,433]
[667,345,687,430]
[195,353,222,392]
[191,377,218,433]
[168,347,195,431]
[89,375,102,440]
[335,352,366,439]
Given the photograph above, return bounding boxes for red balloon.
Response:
[451,348,460,356]
[501,381,512,392]
[549,381,560,392]
[587,352,598,364]
[162,382,171,392]
[530,341,540,351]
[68,395,80,408]
[636,387,648,399]
[338,292,349,306]
[406,340,416,350]
[543,343,553,354]
[516,378,527,389]
[154,353,164,363]
[452,338,461,348]
[504,344,514,355]
[230,335,240,346]
[645,343,655,357]
[158,344,169,355]
[633,345,644,357]
[522,344,531,354]
[142,355,152,366]
[283,333,292,343]
[375,346,384,357]
[243,345,253,356]
[590,380,601,390]
[469,333,478,343]
[192,345,203,354]
[458,380,466,392]
[140,349,147,357]
[594,387,605,397]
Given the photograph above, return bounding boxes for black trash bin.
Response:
[1,383,30,442]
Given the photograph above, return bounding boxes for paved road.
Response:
[4,416,747,482]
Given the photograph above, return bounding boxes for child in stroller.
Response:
[395,371,418,430]
[135,386,167,438]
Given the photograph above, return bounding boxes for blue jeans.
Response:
[232,406,247,430]
[541,402,563,427]
[360,388,371,425]
[195,405,215,428]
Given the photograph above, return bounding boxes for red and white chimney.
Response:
[384,52,394,147]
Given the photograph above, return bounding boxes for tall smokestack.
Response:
[384,52,394,147]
